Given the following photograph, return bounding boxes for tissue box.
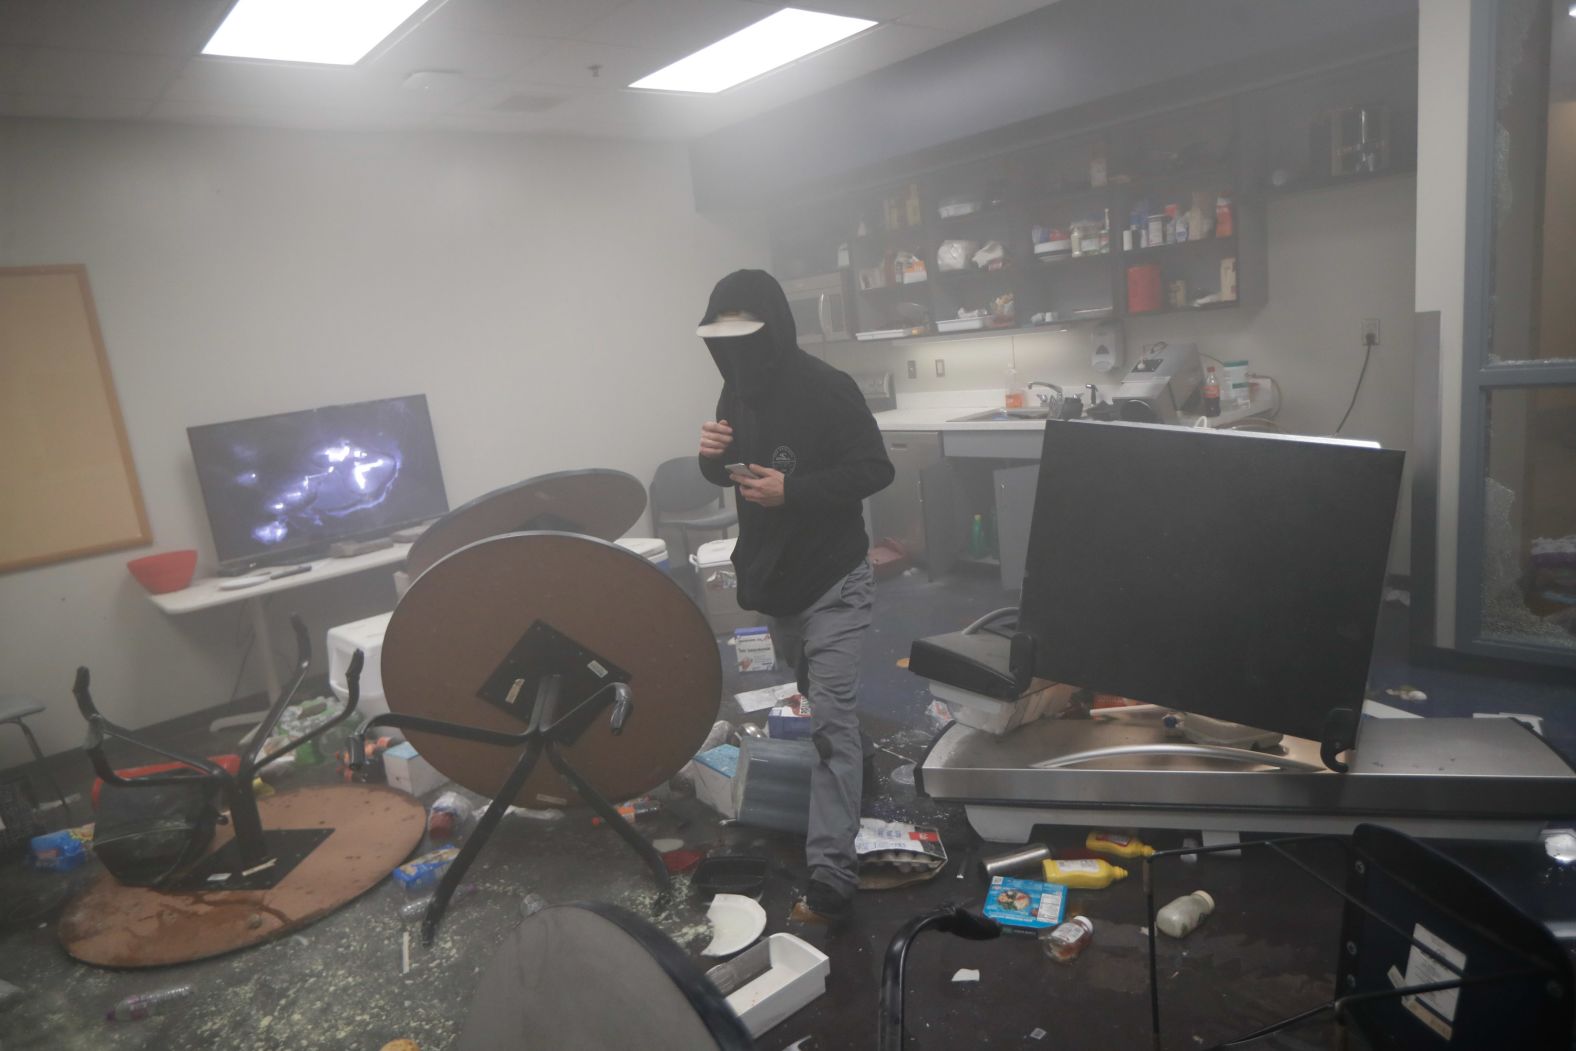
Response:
[384,741,446,797]
[691,744,739,820]
[735,628,776,672]
[768,698,813,739]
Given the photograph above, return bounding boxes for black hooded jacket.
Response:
[697,270,895,617]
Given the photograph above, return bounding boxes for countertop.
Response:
[872,405,1048,432]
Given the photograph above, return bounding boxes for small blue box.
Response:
[767,698,813,740]
[982,876,1066,932]
[29,828,89,872]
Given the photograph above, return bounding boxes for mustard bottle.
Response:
[1086,830,1155,859]
[1041,857,1129,888]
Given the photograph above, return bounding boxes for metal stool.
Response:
[0,694,73,822]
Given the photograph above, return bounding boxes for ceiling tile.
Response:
[372,27,555,81]
[889,0,1056,35]
[575,0,770,55]
[0,91,155,120]
[804,20,955,71]
[503,39,670,92]
[11,47,185,100]
[0,0,228,56]
[160,58,402,114]
[424,0,625,41]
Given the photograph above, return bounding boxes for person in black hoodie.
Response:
[695,269,894,921]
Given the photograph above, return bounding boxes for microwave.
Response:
[782,273,853,345]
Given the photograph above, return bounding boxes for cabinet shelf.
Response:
[1126,299,1240,319]
[1121,233,1236,258]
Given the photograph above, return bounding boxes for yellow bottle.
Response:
[1086,830,1155,859]
[1041,857,1128,888]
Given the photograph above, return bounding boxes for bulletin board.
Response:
[0,265,150,573]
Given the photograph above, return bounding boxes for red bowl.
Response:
[127,549,197,594]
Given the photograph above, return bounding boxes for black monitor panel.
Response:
[1017,420,1404,743]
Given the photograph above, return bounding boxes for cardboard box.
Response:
[384,741,446,797]
[983,876,1067,932]
[854,818,947,890]
[768,697,813,739]
[734,627,776,672]
[691,744,739,820]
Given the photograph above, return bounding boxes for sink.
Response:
[947,408,1050,422]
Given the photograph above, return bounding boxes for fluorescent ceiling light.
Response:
[202,0,429,65]
[630,8,877,94]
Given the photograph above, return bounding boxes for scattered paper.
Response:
[951,969,980,983]
[735,682,800,713]
[1028,1028,1046,1040]
[1362,699,1422,720]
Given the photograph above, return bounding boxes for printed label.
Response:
[1056,860,1102,874]
[1400,922,1466,1039]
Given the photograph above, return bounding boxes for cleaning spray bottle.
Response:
[1085,830,1155,859]
[1041,857,1128,889]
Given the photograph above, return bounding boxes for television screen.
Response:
[188,395,448,571]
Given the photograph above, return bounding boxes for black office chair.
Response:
[650,456,737,591]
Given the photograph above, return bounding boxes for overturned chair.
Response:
[59,614,426,968]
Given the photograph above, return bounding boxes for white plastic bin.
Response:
[615,537,670,572]
[691,537,762,635]
[327,611,393,723]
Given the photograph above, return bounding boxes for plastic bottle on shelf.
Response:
[1156,890,1216,939]
[1202,368,1221,417]
[1004,364,1027,409]
[1085,830,1156,859]
[1041,915,1094,962]
[1041,857,1129,888]
[107,985,193,1022]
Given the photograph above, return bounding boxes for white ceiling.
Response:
[0,0,1057,140]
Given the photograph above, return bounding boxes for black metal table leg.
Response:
[547,744,672,893]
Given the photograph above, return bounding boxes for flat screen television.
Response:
[188,394,449,573]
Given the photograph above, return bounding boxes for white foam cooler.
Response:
[327,611,393,722]
[692,537,763,635]
[614,537,670,571]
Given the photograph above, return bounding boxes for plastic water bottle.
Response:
[106,985,192,1021]
[1156,890,1215,939]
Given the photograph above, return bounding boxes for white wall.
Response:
[1416,0,1473,647]
[0,117,763,761]
[828,174,1419,570]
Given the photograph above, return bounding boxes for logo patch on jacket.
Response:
[772,445,798,476]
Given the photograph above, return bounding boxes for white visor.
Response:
[696,316,765,339]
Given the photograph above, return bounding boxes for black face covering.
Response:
[705,330,775,403]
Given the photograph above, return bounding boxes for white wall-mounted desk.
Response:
[147,544,410,699]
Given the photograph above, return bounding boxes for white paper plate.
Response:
[702,893,767,957]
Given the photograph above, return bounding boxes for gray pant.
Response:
[769,560,875,899]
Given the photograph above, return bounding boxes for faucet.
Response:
[1027,381,1063,409]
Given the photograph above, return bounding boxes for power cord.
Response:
[1335,332,1377,434]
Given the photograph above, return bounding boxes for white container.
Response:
[723,933,831,1038]
[614,536,670,572]
[937,316,987,333]
[929,680,1075,737]
[1156,890,1215,939]
[692,537,762,635]
[384,741,446,797]
[327,611,393,722]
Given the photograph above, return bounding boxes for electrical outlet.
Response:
[934,359,946,377]
[907,360,917,379]
[1362,319,1380,347]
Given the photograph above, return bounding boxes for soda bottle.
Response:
[1202,367,1221,417]
[107,985,193,1021]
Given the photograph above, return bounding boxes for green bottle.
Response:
[969,514,987,559]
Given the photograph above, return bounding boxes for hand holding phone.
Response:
[725,462,755,478]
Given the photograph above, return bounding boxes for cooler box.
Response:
[615,537,670,572]
[692,537,763,636]
[327,611,393,722]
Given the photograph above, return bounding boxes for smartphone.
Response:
[725,462,752,476]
